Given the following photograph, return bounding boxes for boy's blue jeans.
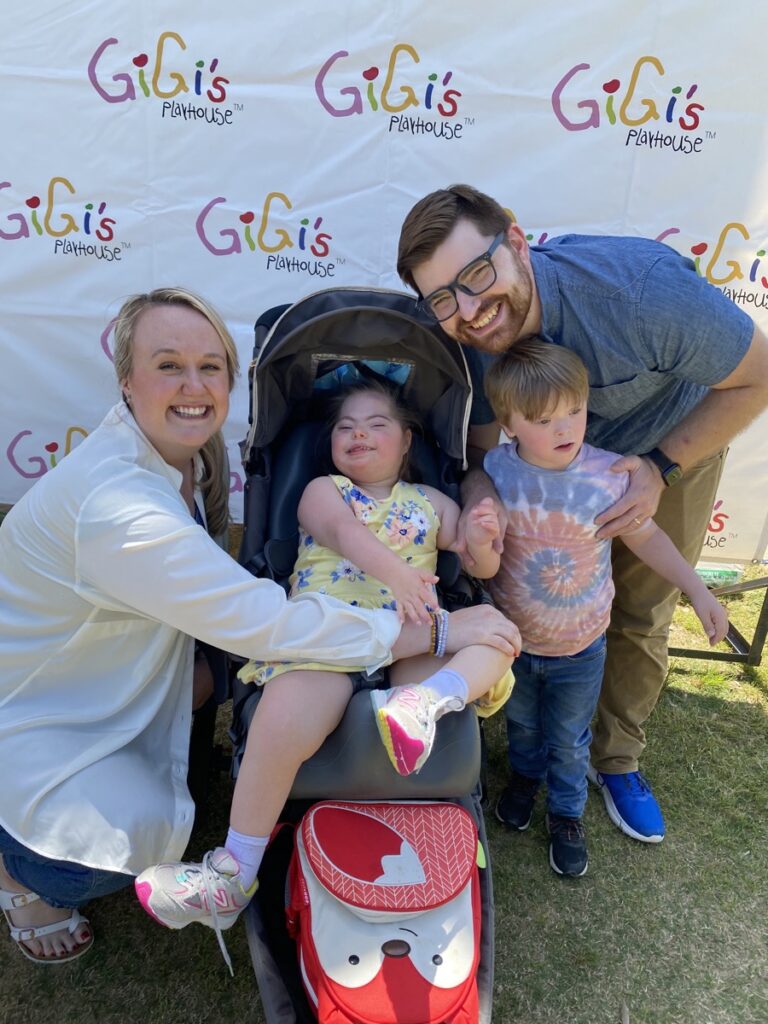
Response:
[0,827,132,908]
[505,634,606,820]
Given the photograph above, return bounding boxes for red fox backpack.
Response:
[287,799,483,1024]
[230,289,497,1023]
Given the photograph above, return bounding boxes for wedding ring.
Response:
[633,515,644,525]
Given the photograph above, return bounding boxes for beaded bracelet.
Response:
[429,614,438,656]
[432,608,449,658]
[437,608,449,657]
[429,610,442,656]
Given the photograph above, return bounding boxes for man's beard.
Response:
[452,278,533,354]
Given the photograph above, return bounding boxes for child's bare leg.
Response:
[230,669,353,837]
[134,669,355,940]
[390,645,511,703]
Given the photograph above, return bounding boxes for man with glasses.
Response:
[396,184,768,846]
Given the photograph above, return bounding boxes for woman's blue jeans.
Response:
[505,633,607,819]
[0,827,133,908]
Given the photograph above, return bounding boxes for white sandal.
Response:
[0,887,93,964]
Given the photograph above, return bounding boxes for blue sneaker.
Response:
[587,765,665,843]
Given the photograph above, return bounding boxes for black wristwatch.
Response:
[641,447,683,486]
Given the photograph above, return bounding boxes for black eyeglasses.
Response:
[418,232,505,322]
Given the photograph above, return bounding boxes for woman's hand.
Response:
[444,605,521,658]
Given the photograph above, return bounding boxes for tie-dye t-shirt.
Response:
[484,442,628,657]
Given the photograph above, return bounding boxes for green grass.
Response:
[1,564,767,1024]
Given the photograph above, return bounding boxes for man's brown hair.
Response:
[397,184,511,292]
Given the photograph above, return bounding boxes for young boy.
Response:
[482,338,728,877]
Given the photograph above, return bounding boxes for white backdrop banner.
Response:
[2,1,767,561]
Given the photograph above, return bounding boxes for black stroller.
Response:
[229,287,496,1023]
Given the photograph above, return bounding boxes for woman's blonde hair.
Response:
[484,337,588,425]
[112,287,239,536]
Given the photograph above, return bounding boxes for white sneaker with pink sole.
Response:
[371,685,463,776]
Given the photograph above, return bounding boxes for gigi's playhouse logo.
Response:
[657,223,768,312]
[704,499,732,551]
[88,31,235,126]
[6,426,88,480]
[314,44,465,141]
[551,55,708,154]
[0,178,121,261]
[195,191,335,277]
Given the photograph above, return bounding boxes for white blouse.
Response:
[0,403,400,874]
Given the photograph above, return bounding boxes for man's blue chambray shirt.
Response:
[467,234,753,455]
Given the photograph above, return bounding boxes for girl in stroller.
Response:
[135,380,518,958]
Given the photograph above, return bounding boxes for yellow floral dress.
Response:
[238,475,511,716]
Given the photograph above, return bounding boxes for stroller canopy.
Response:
[244,288,473,468]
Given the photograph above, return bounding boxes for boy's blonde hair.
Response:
[484,337,589,424]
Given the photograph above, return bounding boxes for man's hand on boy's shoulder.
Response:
[595,455,664,540]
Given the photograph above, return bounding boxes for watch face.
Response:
[643,448,682,485]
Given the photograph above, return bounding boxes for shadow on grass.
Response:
[667,656,768,700]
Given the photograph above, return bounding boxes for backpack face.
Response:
[288,801,482,1024]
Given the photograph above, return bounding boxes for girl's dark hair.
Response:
[325,377,421,481]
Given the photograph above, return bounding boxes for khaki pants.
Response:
[591,449,726,773]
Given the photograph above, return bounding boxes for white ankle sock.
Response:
[225,828,269,889]
[420,668,469,715]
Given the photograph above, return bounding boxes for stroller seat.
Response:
[233,688,481,802]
